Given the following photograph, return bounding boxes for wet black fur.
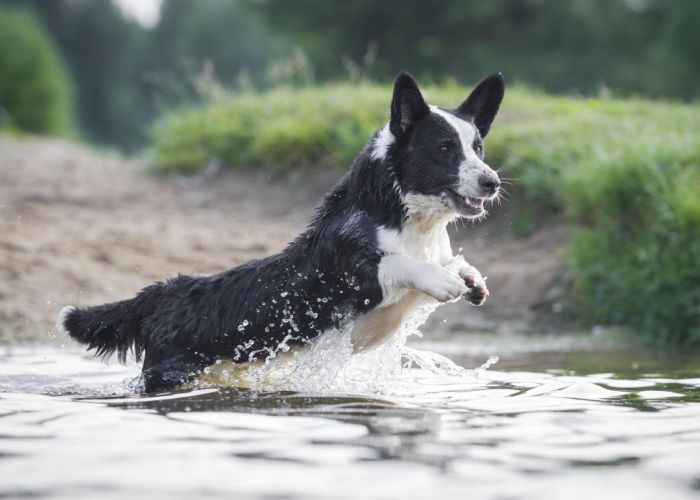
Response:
[63,72,505,393]
[391,72,504,201]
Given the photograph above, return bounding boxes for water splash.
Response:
[43,375,143,398]
[194,299,499,396]
[474,355,500,379]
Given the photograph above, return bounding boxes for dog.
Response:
[59,72,505,393]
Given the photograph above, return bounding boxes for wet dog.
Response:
[60,72,505,392]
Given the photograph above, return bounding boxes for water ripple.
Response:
[1,344,699,499]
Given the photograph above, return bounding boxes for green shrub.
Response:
[0,6,75,135]
[150,84,700,346]
[564,126,700,347]
[484,91,700,346]
[149,84,479,174]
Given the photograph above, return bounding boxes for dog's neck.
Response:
[401,192,457,234]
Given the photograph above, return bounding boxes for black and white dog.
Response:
[60,72,505,392]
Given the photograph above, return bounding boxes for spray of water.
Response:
[192,298,498,397]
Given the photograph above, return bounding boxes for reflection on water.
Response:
[1,341,699,500]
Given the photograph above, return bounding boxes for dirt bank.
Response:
[0,135,567,343]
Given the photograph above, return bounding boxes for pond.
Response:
[1,335,699,500]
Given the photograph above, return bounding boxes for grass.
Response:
[150,83,700,347]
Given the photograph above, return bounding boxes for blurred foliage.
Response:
[150,84,393,175]
[0,5,75,135]
[151,84,700,346]
[1,0,288,151]
[2,0,151,149]
[1,0,698,344]
[146,0,289,102]
[485,90,700,347]
[1,0,699,151]
[257,0,700,100]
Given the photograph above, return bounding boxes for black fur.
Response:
[390,72,430,137]
[63,72,505,392]
[64,141,400,392]
[457,72,505,138]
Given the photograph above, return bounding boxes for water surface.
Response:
[1,338,699,500]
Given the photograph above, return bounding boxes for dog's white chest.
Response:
[385,224,446,263]
[376,203,454,304]
[378,208,452,266]
[350,209,454,351]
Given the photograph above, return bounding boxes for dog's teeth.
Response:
[467,198,484,209]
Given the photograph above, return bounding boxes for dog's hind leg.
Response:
[140,350,214,393]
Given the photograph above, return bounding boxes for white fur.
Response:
[57,305,76,330]
[370,124,394,161]
[449,254,488,293]
[378,201,453,263]
[377,254,467,304]
[429,105,497,199]
[375,193,463,307]
[430,105,477,158]
[402,192,455,226]
[353,205,487,350]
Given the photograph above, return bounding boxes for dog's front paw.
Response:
[415,265,469,303]
[455,263,489,306]
[462,274,489,306]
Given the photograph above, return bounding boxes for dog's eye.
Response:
[474,143,483,155]
[438,144,450,154]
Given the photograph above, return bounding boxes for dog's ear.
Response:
[457,73,505,138]
[390,72,429,137]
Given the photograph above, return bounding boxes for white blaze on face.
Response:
[429,105,496,198]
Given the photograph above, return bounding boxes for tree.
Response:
[0,5,75,135]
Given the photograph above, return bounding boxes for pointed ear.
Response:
[390,72,429,137]
[457,73,505,138]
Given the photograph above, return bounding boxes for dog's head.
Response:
[374,72,505,220]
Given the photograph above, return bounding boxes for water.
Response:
[1,338,699,500]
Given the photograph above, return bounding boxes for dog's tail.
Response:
[58,287,157,363]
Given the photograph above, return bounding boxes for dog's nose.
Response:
[478,175,501,195]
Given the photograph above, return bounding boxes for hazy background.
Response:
[1,0,698,151]
[0,0,698,347]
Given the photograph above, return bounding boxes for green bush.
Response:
[0,6,75,135]
[150,84,395,175]
[564,125,700,347]
[150,84,489,175]
[485,92,700,346]
[150,84,700,346]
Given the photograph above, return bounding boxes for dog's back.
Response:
[61,180,390,391]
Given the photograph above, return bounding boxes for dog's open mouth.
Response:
[444,189,485,216]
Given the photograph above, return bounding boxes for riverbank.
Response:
[0,134,567,343]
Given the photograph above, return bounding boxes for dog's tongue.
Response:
[467,197,484,210]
